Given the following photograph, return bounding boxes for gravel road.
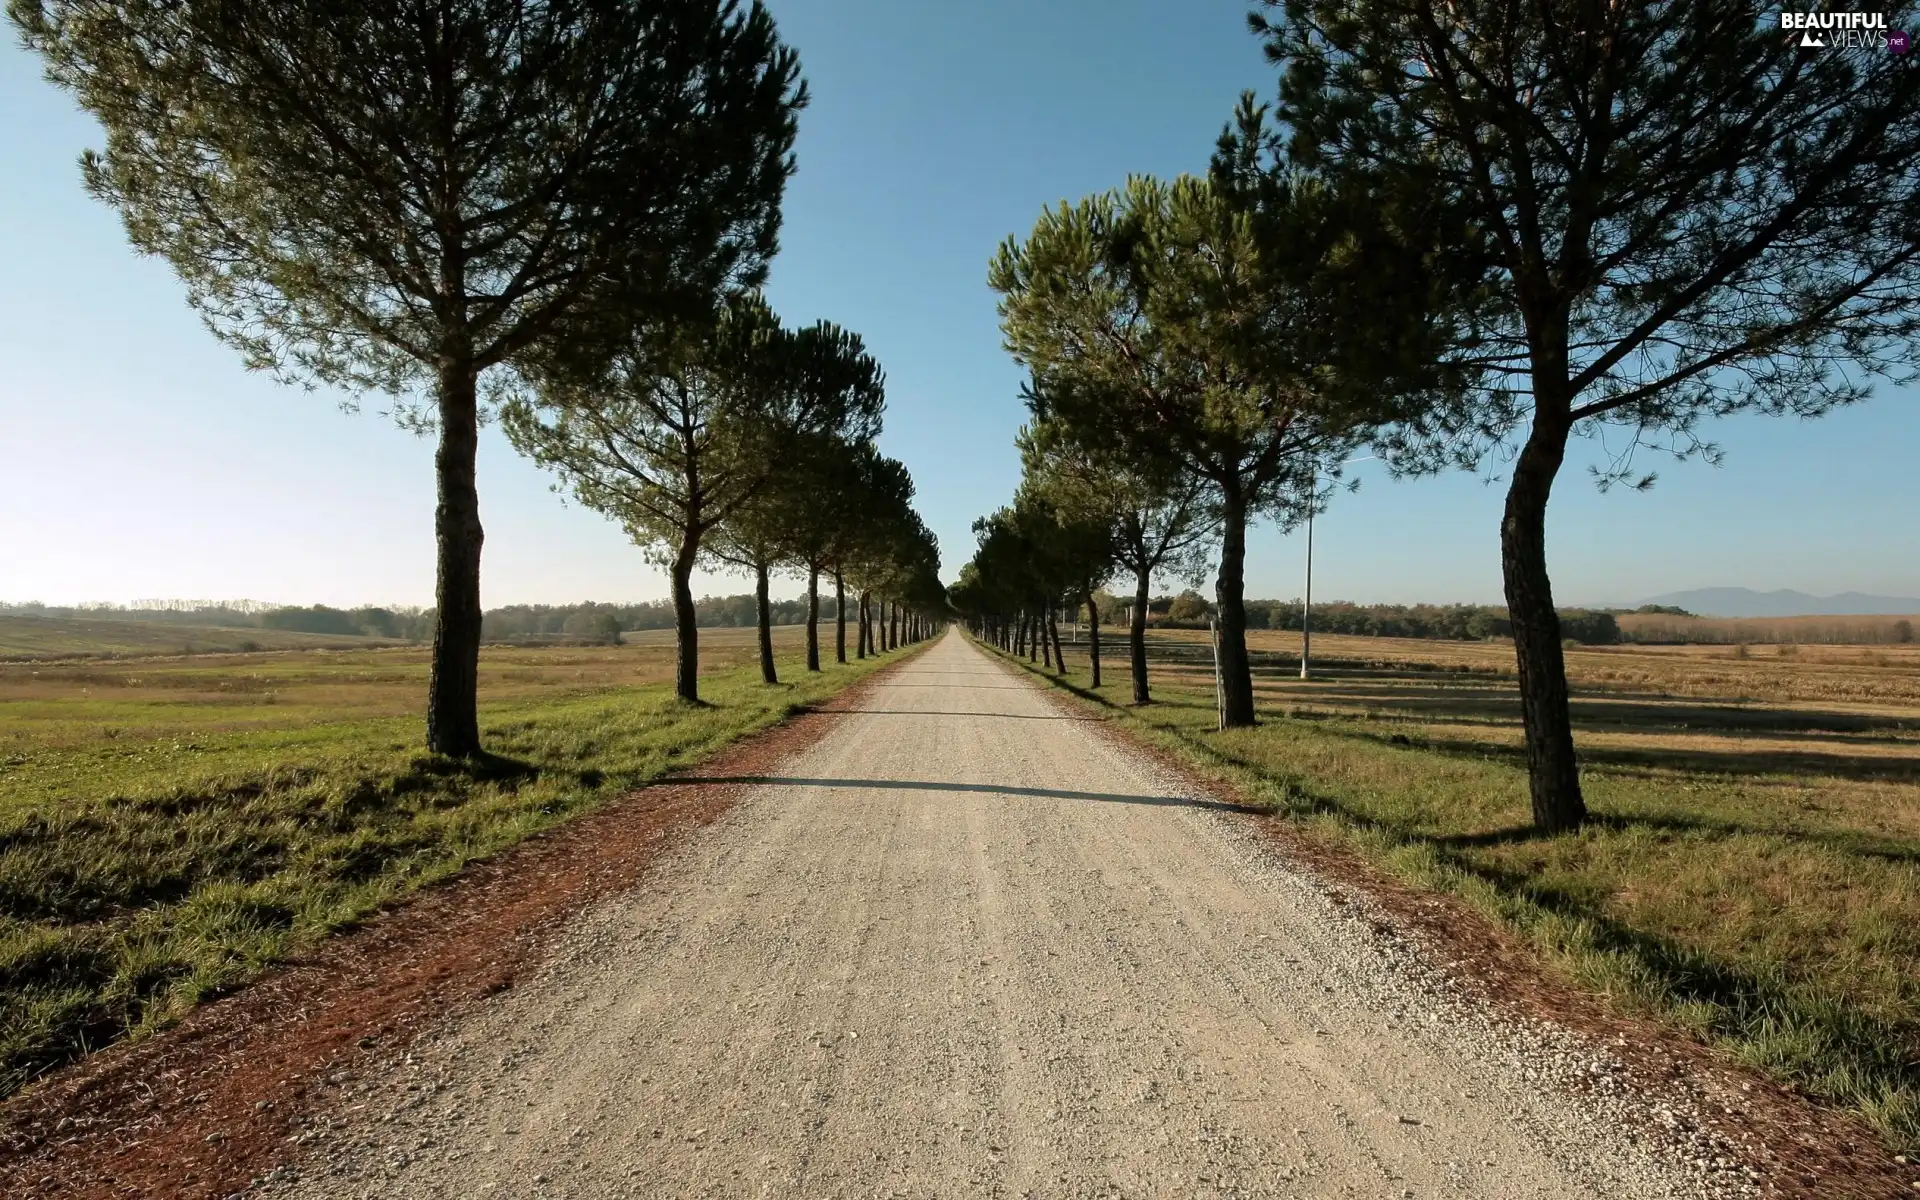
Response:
[269,631,1743,1199]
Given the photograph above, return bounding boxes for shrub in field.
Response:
[1168,590,1213,622]
[261,606,362,637]
[1555,611,1621,647]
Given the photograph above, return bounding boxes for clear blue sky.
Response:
[3,0,1916,609]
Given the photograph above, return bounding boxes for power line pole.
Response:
[1301,468,1314,681]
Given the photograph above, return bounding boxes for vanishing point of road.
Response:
[274,631,1728,1199]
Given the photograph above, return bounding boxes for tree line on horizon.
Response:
[0,597,890,644]
[13,0,947,731]
[1074,593,1631,645]
[953,1,1920,834]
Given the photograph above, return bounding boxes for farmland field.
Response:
[1616,611,1920,646]
[1026,625,1920,1151]
[0,624,896,1097]
[0,613,399,661]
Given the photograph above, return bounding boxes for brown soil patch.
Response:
[0,661,908,1200]
[1027,674,1916,1200]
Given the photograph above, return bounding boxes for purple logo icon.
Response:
[1892,30,1912,54]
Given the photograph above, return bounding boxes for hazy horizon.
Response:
[11,582,1920,616]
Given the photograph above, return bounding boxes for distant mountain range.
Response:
[1636,587,1920,618]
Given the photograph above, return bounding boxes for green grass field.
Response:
[0,625,899,1097]
[1004,626,1920,1153]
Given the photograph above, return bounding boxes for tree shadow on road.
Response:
[665,774,1262,814]
[789,707,1096,721]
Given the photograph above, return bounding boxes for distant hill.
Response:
[1639,587,1920,618]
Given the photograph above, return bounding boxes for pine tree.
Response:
[12,0,806,756]
[1255,0,1920,828]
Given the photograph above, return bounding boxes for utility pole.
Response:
[1300,468,1315,681]
[1299,455,1371,683]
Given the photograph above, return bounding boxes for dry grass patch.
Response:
[1618,612,1920,647]
[0,614,395,661]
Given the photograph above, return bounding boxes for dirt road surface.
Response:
[269,631,1736,1199]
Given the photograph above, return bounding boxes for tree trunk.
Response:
[670,535,700,704]
[1085,586,1102,688]
[1130,566,1151,705]
[426,360,485,757]
[1216,493,1255,729]
[805,563,821,672]
[1503,414,1587,831]
[755,561,777,685]
[889,601,899,652]
[834,568,848,664]
[1048,607,1064,675]
[858,590,870,658]
[1041,605,1054,668]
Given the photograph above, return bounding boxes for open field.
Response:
[1025,626,1920,1151]
[1105,624,1920,708]
[0,625,897,1098]
[1618,612,1919,646]
[0,614,400,661]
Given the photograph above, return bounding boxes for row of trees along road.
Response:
[961,3,1920,833]
[15,0,947,740]
[502,291,943,702]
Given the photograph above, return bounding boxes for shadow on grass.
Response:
[1106,639,1918,738]
[413,751,542,784]
[1435,813,1920,866]
[1341,724,1920,786]
[1292,688,1916,739]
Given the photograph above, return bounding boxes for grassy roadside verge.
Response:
[984,638,1920,1154]
[0,642,916,1098]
